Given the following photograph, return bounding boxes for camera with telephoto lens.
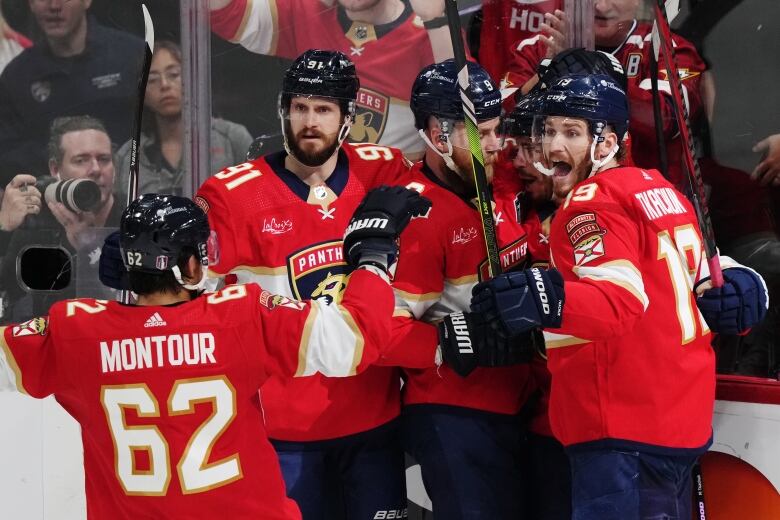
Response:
[35,177,101,213]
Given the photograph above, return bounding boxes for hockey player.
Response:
[0,190,427,519]
[504,0,706,190]
[195,50,414,518]
[208,0,456,157]
[470,74,768,520]
[391,59,536,518]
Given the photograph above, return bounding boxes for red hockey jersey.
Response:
[391,162,535,414]
[210,0,434,156]
[479,0,562,82]
[504,20,706,190]
[0,272,393,519]
[544,166,726,451]
[195,143,409,441]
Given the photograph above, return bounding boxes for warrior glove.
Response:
[438,311,535,378]
[343,186,431,276]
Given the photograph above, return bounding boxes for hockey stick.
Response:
[127,3,155,207]
[653,6,715,517]
[651,0,723,289]
[122,3,154,304]
[444,0,501,277]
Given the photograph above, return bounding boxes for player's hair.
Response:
[47,115,111,165]
[128,247,198,296]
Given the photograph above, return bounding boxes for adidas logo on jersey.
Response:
[144,312,167,328]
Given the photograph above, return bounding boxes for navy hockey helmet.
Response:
[537,48,627,91]
[503,91,543,138]
[279,49,360,118]
[536,73,629,141]
[120,194,210,288]
[410,59,502,131]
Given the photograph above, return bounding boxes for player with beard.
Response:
[470,74,768,520]
[390,59,537,518]
[195,50,414,518]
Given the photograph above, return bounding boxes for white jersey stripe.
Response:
[296,299,364,378]
[574,260,649,310]
[0,333,23,393]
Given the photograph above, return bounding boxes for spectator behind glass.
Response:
[0,116,123,323]
[0,0,142,186]
[114,40,252,199]
[208,0,456,159]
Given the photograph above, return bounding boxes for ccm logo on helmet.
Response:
[345,217,388,235]
[531,268,551,315]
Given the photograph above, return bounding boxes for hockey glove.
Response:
[99,230,129,291]
[471,268,565,337]
[438,311,534,378]
[343,186,431,275]
[696,267,768,335]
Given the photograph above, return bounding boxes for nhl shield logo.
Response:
[287,240,349,302]
[31,81,51,103]
[350,88,389,144]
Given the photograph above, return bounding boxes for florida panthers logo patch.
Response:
[12,317,48,337]
[287,240,349,302]
[573,235,605,266]
[350,88,389,144]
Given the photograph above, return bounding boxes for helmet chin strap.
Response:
[172,263,209,292]
[418,129,464,176]
[588,137,619,178]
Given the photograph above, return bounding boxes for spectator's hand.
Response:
[410,0,445,22]
[49,201,96,249]
[0,174,41,232]
[752,134,780,187]
[541,9,568,59]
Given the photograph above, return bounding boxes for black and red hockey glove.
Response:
[343,186,431,276]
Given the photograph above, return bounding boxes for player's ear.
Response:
[597,131,619,160]
[429,121,449,153]
[182,255,202,284]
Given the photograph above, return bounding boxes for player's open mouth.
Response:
[552,161,572,177]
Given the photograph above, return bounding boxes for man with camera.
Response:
[0,115,121,323]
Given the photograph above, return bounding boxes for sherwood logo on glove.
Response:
[449,312,473,354]
[345,217,389,235]
[531,268,551,315]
